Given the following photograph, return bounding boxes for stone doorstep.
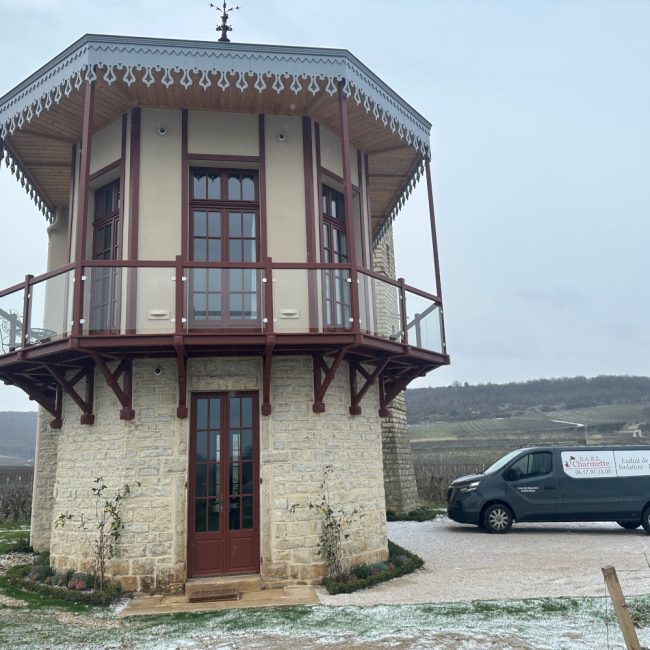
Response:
[118,585,320,617]
[184,574,262,598]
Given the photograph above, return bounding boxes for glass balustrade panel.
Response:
[184,267,264,331]
[405,290,443,352]
[28,269,74,345]
[358,271,403,342]
[0,288,26,353]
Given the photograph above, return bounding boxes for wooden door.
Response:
[188,392,260,578]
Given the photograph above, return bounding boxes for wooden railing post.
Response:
[602,565,641,650]
[264,257,274,334]
[175,255,184,335]
[21,275,34,348]
[398,278,408,345]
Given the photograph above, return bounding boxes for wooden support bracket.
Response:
[89,352,134,420]
[378,370,421,418]
[46,364,94,425]
[174,336,188,418]
[312,347,349,413]
[262,338,275,416]
[349,358,390,416]
[9,374,62,429]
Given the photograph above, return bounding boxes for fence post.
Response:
[601,565,641,650]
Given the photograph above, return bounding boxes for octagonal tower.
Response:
[0,34,448,592]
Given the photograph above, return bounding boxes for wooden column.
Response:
[425,158,447,354]
[71,79,95,338]
[338,82,360,333]
[302,116,318,331]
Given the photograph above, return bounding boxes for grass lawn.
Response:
[0,521,30,554]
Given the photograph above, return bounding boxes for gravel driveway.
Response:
[318,517,650,606]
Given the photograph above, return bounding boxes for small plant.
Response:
[290,465,364,579]
[55,476,139,591]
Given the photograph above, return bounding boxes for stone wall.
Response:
[373,223,420,513]
[39,355,387,592]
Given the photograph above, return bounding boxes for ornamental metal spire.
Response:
[210,1,240,43]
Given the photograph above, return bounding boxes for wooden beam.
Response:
[174,336,188,418]
[349,358,389,415]
[88,352,134,420]
[313,347,349,413]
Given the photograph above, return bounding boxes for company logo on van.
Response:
[561,451,650,479]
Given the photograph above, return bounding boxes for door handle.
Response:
[543,486,557,490]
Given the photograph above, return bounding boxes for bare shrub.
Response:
[0,466,33,522]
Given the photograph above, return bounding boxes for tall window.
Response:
[321,185,350,329]
[90,179,121,332]
[189,169,259,326]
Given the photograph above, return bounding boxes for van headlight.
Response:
[459,481,481,493]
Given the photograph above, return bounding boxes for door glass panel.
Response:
[242,429,253,460]
[196,430,207,461]
[210,430,220,462]
[229,212,242,237]
[230,432,240,460]
[243,212,255,236]
[242,462,253,493]
[242,240,255,262]
[209,465,217,496]
[209,398,220,428]
[229,497,241,530]
[193,238,206,261]
[230,463,240,495]
[197,399,208,429]
[242,496,253,529]
[207,238,221,262]
[195,500,206,532]
[207,499,221,531]
[196,464,207,497]
[242,398,252,427]
[230,398,241,427]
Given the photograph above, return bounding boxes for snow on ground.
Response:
[1,519,650,648]
[319,518,650,606]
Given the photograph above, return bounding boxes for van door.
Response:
[503,451,558,521]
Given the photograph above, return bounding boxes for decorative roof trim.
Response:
[1,142,54,222]
[0,35,431,156]
[373,158,426,248]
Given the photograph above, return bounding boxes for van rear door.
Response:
[503,450,559,521]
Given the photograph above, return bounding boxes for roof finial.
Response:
[210,1,240,43]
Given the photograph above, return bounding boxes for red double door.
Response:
[188,392,260,577]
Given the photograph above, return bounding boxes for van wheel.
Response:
[616,520,641,530]
[642,507,650,534]
[483,504,513,534]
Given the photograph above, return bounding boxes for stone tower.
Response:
[0,33,448,592]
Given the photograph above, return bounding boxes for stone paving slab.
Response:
[118,585,319,617]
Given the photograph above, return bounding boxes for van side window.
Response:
[505,452,553,481]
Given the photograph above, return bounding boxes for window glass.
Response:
[193,173,206,200]
[228,175,241,200]
[207,174,220,200]
[242,176,255,201]
[506,452,553,480]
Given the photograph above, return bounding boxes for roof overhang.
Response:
[0,34,432,233]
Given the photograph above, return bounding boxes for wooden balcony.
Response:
[0,258,448,424]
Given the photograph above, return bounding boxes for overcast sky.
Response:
[0,0,648,411]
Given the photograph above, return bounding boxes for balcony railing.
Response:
[0,259,446,356]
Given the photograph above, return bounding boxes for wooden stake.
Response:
[601,565,641,650]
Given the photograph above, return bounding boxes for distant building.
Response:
[0,31,448,592]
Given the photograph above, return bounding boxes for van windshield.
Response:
[484,450,524,475]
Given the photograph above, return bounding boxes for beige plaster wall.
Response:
[319,125,359,187]
[139,108,182,260]
[188,111,259,156]
[89,118,122,176]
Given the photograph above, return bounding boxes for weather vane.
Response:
[210,1,240,43]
